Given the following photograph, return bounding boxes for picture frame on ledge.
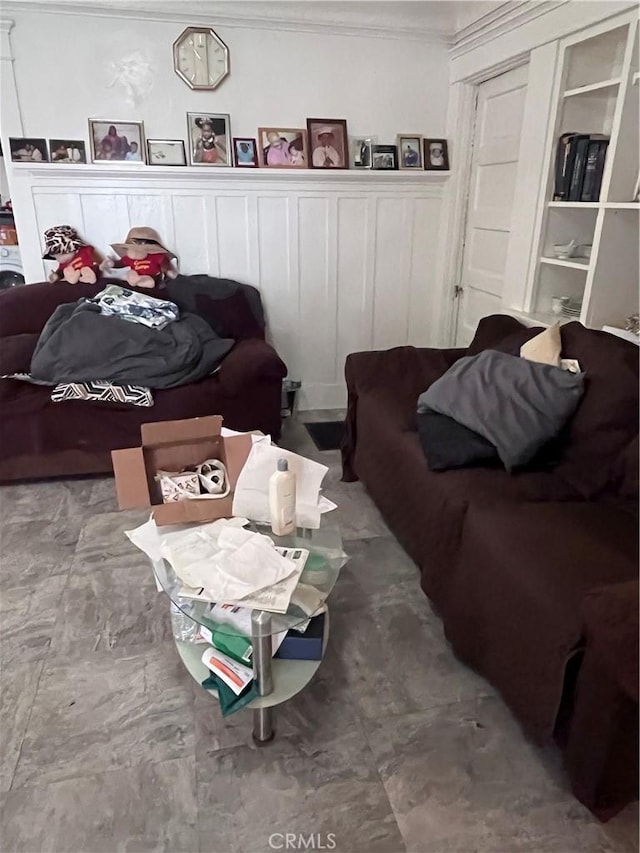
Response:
[371,144,398,171]
[397,134,423,170]
[351,136,377,169]
[258,128,308,168]
[187,113,231,166]
[88,120,146,163]
[9,137,48,163]
[307,118,349,169]
[423,139,450,171]
[233,137,259,167]
[49,139,87,163]
[147,139,187,166]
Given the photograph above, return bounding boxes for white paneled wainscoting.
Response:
[9,166,449,409]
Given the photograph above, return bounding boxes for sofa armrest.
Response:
[217,338,287,396]
[341,345,465,482]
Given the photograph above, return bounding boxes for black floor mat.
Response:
[304,421,345,451]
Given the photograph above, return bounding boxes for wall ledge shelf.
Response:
[547,200,600,208]
[540,256,590,270]
[9,162,451,186]
[563,78,621,98]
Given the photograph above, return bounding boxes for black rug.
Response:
[304,421,345,451]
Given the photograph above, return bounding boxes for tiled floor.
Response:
[0,411,637,853]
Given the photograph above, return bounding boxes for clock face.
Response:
[173,27,229,90]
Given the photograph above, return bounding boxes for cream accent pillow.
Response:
[520,323,561,367]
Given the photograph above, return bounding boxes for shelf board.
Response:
[602,202,640,209]
[540,256,590,270]
[563,78,621,98]
[548,201,639,209]
[507,310,575,328]
[548,201,600,208]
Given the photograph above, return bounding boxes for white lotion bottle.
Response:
[269,458,296,536]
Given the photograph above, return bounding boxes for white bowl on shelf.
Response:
[552,239,577,259]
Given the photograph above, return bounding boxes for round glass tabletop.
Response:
[151,523,347,640]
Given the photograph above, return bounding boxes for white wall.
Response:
[1,7,452,409]
[6,10,449,143]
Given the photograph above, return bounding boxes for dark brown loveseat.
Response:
[342,314,639,818]
[0,275,287,481]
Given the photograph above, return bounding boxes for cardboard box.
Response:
[111,415,252,525]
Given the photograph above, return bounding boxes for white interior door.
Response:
[455,64,529,346]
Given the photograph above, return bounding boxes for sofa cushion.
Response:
[0,282,103,337]
[351,388,581,604]
[0,333,40,374]
[555,322,639,497]
[416,409,500,471]
[418,350,585,469]
[520,323,561,366]
[195,292,264,340]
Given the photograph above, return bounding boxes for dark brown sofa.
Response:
[342,314,639,818]
[0,276,287,481]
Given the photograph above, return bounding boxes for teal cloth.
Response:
[201,673,259,717]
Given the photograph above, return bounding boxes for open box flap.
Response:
[111,447,151,509]
[141,415,223,447]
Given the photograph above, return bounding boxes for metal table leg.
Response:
[251,610,275,745]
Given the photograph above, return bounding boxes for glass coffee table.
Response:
[151,525,347,745]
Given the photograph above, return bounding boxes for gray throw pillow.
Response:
[417,350,585,470]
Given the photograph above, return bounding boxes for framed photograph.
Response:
[187,113,231,166]
[49,139,86,163]
[307,118,348,169]
[88,120,145,163]
[424,139,450,171]
[9,137,48,163]
[147,139,187,166]
[371,145,398,171]
[258,128,308,168]
[351,136,377,169]
[397,134,423,170]
[233,137,258,168]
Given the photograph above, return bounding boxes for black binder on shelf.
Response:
[568,137,592,201]
[580,140,609,202]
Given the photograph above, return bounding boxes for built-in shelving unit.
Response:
[524,14,639,331]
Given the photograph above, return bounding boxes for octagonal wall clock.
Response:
[173,27,230,91]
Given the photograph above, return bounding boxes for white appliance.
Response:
[0,245,24,289]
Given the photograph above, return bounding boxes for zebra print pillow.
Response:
[51,380,154,407]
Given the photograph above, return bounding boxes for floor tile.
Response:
[72,509,150,574]
[13,642,194,788]
[0,660,43,792]
[1,573,69,665]
[0,756,198,853]
[196,728,406,853]
[365,696,635,853]
[50,563,172,654]
[334,591,492,721]
[0,519,74,591]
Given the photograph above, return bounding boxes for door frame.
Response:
[440,52,530,346]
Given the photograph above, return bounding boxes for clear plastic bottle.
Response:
[170,601,199,643]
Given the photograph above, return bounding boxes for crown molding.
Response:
[0,18,15,61]
[450,1,571,58]
[0,2,453,45]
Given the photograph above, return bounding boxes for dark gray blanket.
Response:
[30,301,234,389]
